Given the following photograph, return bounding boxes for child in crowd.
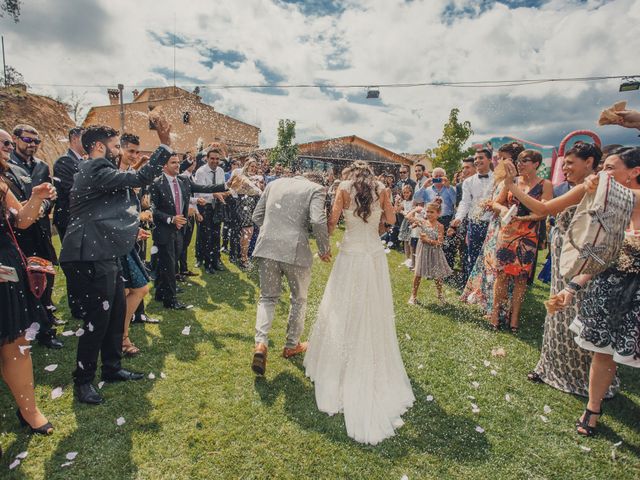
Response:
[396,184,415,267]
[408,199,452,305]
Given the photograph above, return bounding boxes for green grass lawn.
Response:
[1,231,639,479]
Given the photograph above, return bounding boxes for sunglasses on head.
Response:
[2,140,14,148]
[19,136,41,145]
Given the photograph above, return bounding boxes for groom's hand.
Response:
[319,251,332,263]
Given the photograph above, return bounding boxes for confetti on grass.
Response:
[44,364,58,372]
[116,417,126,426]
[181,326,191,336]
[51,387,63,399]
[66,452,78,460]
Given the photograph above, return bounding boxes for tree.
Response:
[426,108,475,177]
[4,65,25,86]
[59,91,89,125]
[0,0,21,22]
[269,119,299,168]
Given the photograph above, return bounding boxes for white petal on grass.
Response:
[186,304,194,309]
[75,328,85,337]
[426,395,434,402]
[61,330,75,337]
[61,461,74,468]
[9,459,21,470]
[471,403,480,414]
[116,416,126,426]
[580,446,591,452]
[401,476,409,480]
[490,369,497,376]
[148,373,156,379]
[483,360,491,367]
[405,333,411,340]
[471,381,480,389]
[540,415,549,423]
[16,451,28,460]
[505,394,512,402]
[417,364,424,369]
[543,405,552,415]
[475,426,485,434]
[51,387,63,399]
[160,372,167,379]
[98,381,105,389]
[44,364,58,372]
[65,452,78,460]
[181,326,191,335]
[613,441,622,448]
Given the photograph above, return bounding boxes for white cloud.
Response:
[2,0,639,152]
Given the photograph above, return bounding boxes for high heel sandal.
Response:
[122,336,140,357]
[527,371,543,383]
[576,408,602,437]
[16,408,54,435]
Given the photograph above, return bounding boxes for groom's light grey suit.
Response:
[252,176,330,348]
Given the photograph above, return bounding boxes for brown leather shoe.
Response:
[282,342,308,359]
[252,343,268,375]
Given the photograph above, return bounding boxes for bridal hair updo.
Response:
[349,160,380,223]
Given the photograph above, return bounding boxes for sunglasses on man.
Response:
[18,136,41,145]
[2,140,14,148]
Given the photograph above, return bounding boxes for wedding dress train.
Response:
[304,182,415,445]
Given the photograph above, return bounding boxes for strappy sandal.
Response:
[16,409,54,435]
[576,408,602,437]
[122,337,140,357]
[527,371,543,383]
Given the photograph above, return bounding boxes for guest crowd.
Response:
[0,107,639,453]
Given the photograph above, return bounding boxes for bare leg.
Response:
[403,240,411,260]
[510,276,528,329]
[490,272,508,327]
[123,284,149,353]
[240,226,253,266]
[0,335,50,430]
[410,275,421,302]
[435,279,444,303]
[577,353,617,433]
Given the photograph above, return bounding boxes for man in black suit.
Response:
[60,122,174,405]
[53,127,85,240]
[9,124,63,346]
[150,155,227,309]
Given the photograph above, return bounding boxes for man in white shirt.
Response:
[193,147,227,273]
[449,148,494,282]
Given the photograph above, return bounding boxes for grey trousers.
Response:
[254,257,312,348]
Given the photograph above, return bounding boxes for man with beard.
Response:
[59,121,174,405]
[9,124,63,347]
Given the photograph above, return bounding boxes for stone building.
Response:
[82,86,260,155]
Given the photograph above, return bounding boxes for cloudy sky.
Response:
[1,0,639,152]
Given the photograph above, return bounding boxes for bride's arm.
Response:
[328,188,346,236]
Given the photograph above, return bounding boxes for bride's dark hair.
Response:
[349,160,380,222]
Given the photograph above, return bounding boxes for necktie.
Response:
[478,174,489,179]
[172,178,182,215]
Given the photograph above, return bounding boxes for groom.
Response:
[251,171,331,375]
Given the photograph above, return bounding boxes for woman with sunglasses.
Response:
[502,143,620,399]
[489,150,552,333]
[0,129,57,443]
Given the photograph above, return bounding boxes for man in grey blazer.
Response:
[251,172,331,375]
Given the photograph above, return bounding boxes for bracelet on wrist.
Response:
[567,281,582,292]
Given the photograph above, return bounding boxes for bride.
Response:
[304,160,415,445]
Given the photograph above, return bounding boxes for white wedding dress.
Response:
[304,181,415,445]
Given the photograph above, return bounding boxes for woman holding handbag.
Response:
[0,129,57,438]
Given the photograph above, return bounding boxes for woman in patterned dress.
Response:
[502,143,620,398]
[461,142,524,318]
[553,147,640,436]
[489,150,553,332]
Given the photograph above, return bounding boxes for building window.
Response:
[148,105,156,130]
[183,112,190,124]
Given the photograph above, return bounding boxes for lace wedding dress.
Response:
[304,181,415,445]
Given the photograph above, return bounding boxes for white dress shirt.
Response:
[193,164,225,204]
[454,171,495,223]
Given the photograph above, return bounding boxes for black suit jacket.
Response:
[59,146,173,263]
[150,174,226,245]
[52,149,82,233]
[9,152,53,216]
[4,163,56,260]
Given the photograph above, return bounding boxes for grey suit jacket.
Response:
[252,176,330,267]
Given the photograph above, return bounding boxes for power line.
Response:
[26,74,638,90]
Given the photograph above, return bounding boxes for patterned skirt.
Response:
[414,243,453,280]
[398,218,411,242]
[571,268,640,368]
